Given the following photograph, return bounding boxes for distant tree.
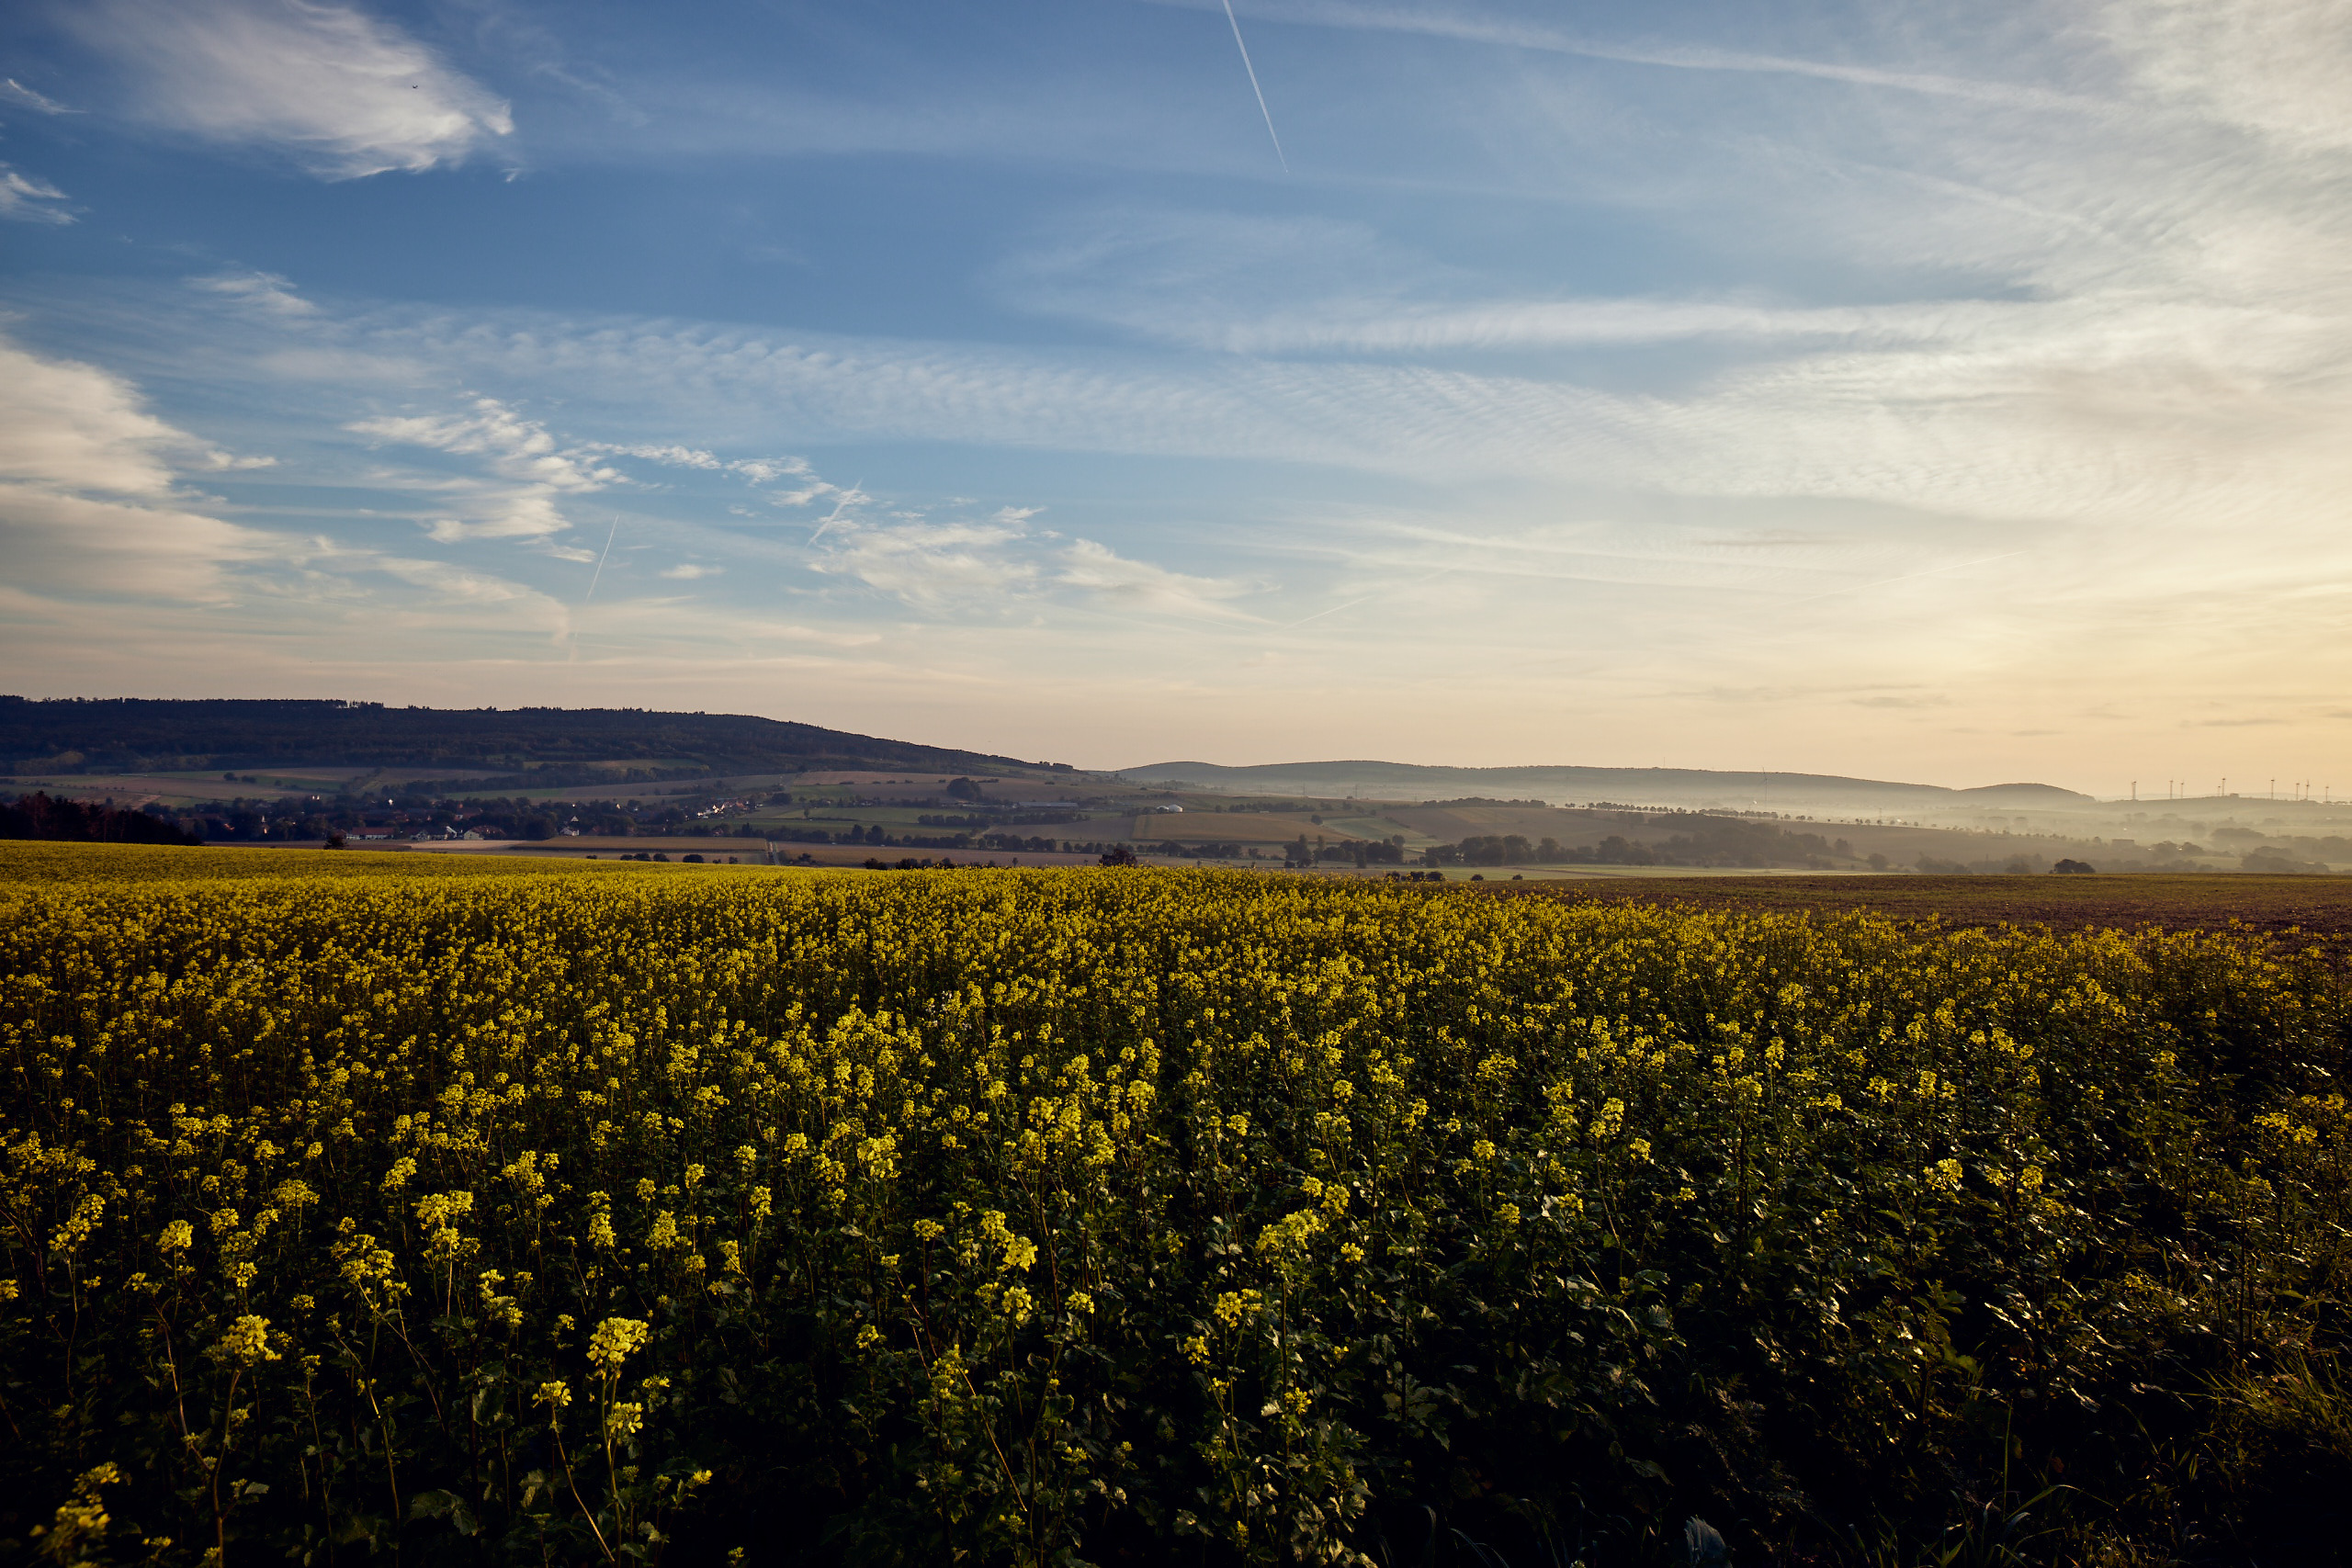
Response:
[1457,835,1534,867]
[946,777,985,801]
[0,792,200,845]
[1099,844,1138,866]
[2052,858,2096,874]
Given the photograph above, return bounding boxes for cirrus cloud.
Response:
[0,332,275,600]
[0,164,74,224]
[59,0,513,178]
[348,397,616,541]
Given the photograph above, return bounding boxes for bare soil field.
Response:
[404,835,1136,868]
[1131,812,1375,844]
[1383,803,1580,840]
[1510,872,2352,946]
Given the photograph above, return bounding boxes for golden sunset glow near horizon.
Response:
[4,0,2350,795]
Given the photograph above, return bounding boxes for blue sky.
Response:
[4,0,2349,789]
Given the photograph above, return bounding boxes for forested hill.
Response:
[0,697,1053,779]
[1122,758,2090,812]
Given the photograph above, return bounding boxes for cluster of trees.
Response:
[1419,816,1853,870]
[2241,847,2331,874]
[978,833,1068,854]
[1288,835,1408,868]
[1914,852,2109,874]
[158,792,650,843]
[1423,834,1560,867]
[0,792,200,845]
[443,797,632,840]
[915,810,1091,829]
[1138,840,1253,860]
[2213,828,2352,859]
[187,806,331,841]
[401,765,705,793]
[605,851,744,864]
[0,695,1041,777]
[763,825,1086,854]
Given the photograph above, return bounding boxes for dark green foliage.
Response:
[0,695,1045,777]
[0,792,201,846]
[1,869,2349,1565]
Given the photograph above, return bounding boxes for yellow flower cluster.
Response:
[2,843,2346,1565]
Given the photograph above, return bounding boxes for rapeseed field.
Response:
[3,845,2347,1564]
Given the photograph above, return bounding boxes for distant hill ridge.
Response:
[1121,758,2090,809]
[0,697,1054,779]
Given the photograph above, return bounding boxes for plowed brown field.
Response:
[1511,872,2352,947]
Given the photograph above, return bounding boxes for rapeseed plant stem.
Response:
[4,849,2350,1563]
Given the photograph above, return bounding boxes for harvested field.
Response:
[1517,872,2352,946]
[1130,811,1374,844]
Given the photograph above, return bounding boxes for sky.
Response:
[3,0,2349,792]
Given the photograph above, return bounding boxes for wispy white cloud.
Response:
[0,332,273,600]
[581,443,820,490]
[191,270,318,317]
[0,77,79,115]
[0,335,201,496]
[0,164,74,224]
[352,400,616,492]
[812,517,1040,604]
[334,294,2326,542]
[728,457,815,485]
[373,556,544,604]
[1053,288,1981,356]
[1056,538,1254,618]
[1198,0,2109,115]
[589,443,726,469]
[16,0,2352,785]
[2098,0,2352,155]
[348,397,616,540]
[60,0,513,177]
[806,502,1253,620]
[0,486,273,602]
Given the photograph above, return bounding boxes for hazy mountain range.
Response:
[0,698,2097,811]
[1121,760,2094,812]
[0,698,1054,781]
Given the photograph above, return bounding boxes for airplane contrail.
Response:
[582,513,622,604]
[1282,595,1372,629]
[808,479,863,545]
[1281,565,1463,629]
[1221,0,1287,174]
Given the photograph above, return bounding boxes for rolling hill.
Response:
[1119,759,2093,813]
[0,697,1057,781]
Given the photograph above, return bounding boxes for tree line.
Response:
[0,792,200,846]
